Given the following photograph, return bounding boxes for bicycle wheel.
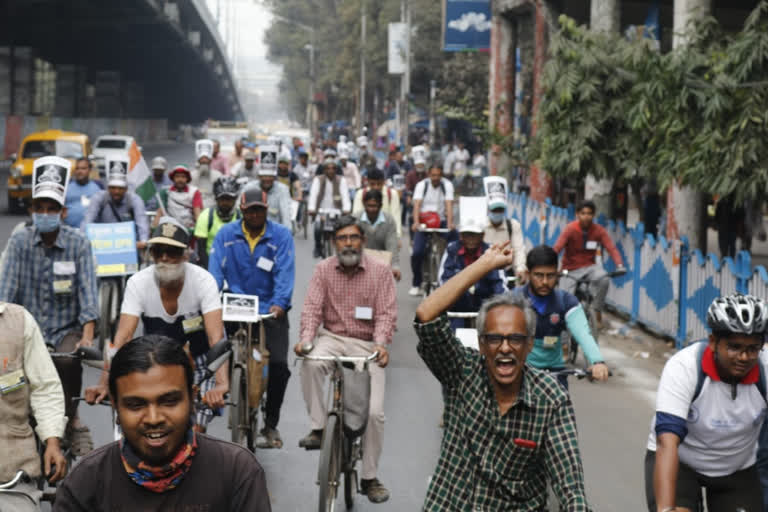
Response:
[229,366,247,446]
[97,280,116,352]
[318,414,341,512]
[343,436,355,509]
[248,408,259,452]
[303,206,309,240]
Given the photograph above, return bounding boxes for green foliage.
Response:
[530,2,768,204]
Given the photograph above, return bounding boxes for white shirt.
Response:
[413,178,454,220]
[308,175,351,213]
[646,343,768,477]
[341,161,361,190]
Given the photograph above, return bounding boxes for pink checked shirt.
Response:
[300,253,397,345]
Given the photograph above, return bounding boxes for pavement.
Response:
[0,142,674,511]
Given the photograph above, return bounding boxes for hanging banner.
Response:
[388,22,408,74]
[442,0,492,52]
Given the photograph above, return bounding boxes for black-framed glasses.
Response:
[725,342,762,357]
[335,234,362,243]
[480,333,528,348]
[150,245,185,259]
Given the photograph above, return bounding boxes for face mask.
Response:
[489,212,506,225]
[32,212,61,233]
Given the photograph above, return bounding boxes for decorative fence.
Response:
[508,193,768,348]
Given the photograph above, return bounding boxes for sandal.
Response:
[256,426,283,449]
[66,425,94,457]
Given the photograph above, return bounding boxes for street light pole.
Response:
[360,0,366,136]
[306,41,315,139]
[399,0,410,148]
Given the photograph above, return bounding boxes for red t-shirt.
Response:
[553,220,623,270]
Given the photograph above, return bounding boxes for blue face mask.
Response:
[489,211,506,225]
[32,212,62,233]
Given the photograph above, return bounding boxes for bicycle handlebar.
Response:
[447,312,478,319]
[298,351,380,363]
[419,225,450,233]
[73,396,112,407]
[48,346,103,362]
[559,269,627,283]
[546,368,613,379]
[0,471,28,489]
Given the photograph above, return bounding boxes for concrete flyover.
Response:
[0,0,243,124]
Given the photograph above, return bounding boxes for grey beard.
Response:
[338,249,361,267]
[154,262,185,286]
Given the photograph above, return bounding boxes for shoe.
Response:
[360,478,390,503]
[256,426,283,449]
[298,429,323,450]
[408,286,421,296]
[313,248,322,258]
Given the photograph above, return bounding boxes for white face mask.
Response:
[154,262,185,286]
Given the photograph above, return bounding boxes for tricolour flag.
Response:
[127,140,155,201]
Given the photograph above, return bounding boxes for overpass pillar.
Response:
[121,81,144,118]
[93,71,122,118]
[0,46,34,114]
[54,64,87,117]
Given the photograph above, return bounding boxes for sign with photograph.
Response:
[222,293,260,323]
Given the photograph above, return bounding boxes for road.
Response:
[0,142,669,511]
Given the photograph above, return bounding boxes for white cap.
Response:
[414,156,427,166]
[151,156,167,170]
[106,158,129,187]
[32,156,71,205]
[458,216,485,234]
[356,136,368,147]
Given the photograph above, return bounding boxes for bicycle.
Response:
[297,351,379,512]
[316,208,342,259]
[0,469,54,509]
[419,225,450,296]
[224,312,275,451]
[558,269,626,366]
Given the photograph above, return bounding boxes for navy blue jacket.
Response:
[438,240,505,312]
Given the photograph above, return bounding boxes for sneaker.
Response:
[256,426,283,449]
[360,478,390,503]
[408,286,421,296]
[313,248,322,258]
[298,429,323,450]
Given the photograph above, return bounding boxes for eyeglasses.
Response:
[335,234,362,243]
[480,333,528,348]
[531,272,559,281]
[150,245,185,259]
[725,342,763,357]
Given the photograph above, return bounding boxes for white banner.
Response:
[388,22,408,75]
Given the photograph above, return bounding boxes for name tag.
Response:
[53,280,73,294]
[355,306,373,320]
[269,208,278,216]
[53,261,76,275]
[257,257,274,272]
[0,369,26,394]
[585,240,598,250]
[182,316,204,334]
[80,195,90,207]
[542,336,559,348]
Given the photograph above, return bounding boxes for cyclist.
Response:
[209,185,295,449]
[0,157,98,457]
[358,189,401,281]
[508,245,609,388]
[228,138,246,170]
[158,165,203,231]
[438,217,505,329]
[414,241,592,511]
[64,157,103,229]
[645,293,768,512]
[211,139,229,175]
[276,154,302,200]
[294,215,396,504]
[352,168,402,239]
[85,217,227,434]
[143,156,172,213]
[340,149,361,199]
[0,302,67,510]
[231,149,258,182]
[242,157,292,230]
[82,160,150,250]
[483,195,528,283]
[293,148,315,191]
[404,156,428,232]
[410,162,456,296]
[308,156,351,258]
[194,176,241,269]
[553,199,625,329]
[59,336,271,510]
[443,140,469,180]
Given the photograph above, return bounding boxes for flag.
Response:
[127,140,155,201]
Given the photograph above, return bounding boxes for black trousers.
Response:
[262,315,291,429]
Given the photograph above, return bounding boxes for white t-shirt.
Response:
[413,178,455,220]
[646,342,768,477]
[121,263,221,357]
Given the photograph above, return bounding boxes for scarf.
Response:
[121,428,198,493]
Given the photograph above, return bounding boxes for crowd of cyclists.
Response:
[1,132,768,512]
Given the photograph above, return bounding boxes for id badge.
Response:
[269,207,278,216]
[0,369,26,394]
[585,240,598,250]
[257,257,274,272]
[182,316,204,334]
[542,336,559,349]
[355,306,373,320]
[80,195,90,207]
[53,279,73,294]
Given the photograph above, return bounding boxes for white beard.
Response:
[154,262,185,287]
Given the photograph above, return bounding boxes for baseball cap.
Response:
[32,156,70,206]
[244,149,256,160]
[240,184,268,209]
[488,198,507,210]
[148,217,190,248]
[459,217,485,234]
[151,156,168,170]
[278,154,291,164]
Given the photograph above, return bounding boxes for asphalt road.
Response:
[0,143,669,511]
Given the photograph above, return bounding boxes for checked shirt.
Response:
[0,225,98,346]
[414,314,592,511]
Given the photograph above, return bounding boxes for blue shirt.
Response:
[144,175,172,212]
[438,241,506,312]
[64,180,104,228]
[508,285,603,369]
[82,190,150,241]
[208,220,295,313]
[0,225,99,346]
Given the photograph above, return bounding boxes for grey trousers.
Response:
[560,264,610,311]
[0,481,42,511]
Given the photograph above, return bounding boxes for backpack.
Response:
[418,178,446,198]
[506,219,513,241]
[691,340,768,404]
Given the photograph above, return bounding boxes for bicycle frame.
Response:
[420,226,450,294]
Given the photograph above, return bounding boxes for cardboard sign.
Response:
[196,139,214,159]
[259,145,279,176]
[483,176,508,206]
[222,293,260,323]
[85,222,138,276]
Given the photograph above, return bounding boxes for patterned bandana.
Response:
[121,428,198,493]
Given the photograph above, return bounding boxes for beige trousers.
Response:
[301,328,386,480]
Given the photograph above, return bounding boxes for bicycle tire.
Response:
[230,366,247,445]
[303,207,309,240]
[97,280,115,352]
[343,436,355,509]
[248,408,258,452]
[318,414,340,512]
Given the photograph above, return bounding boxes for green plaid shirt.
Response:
[414,315,592,511]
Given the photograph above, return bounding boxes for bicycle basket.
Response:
[342,365,371,438]
[248,347,270,408]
